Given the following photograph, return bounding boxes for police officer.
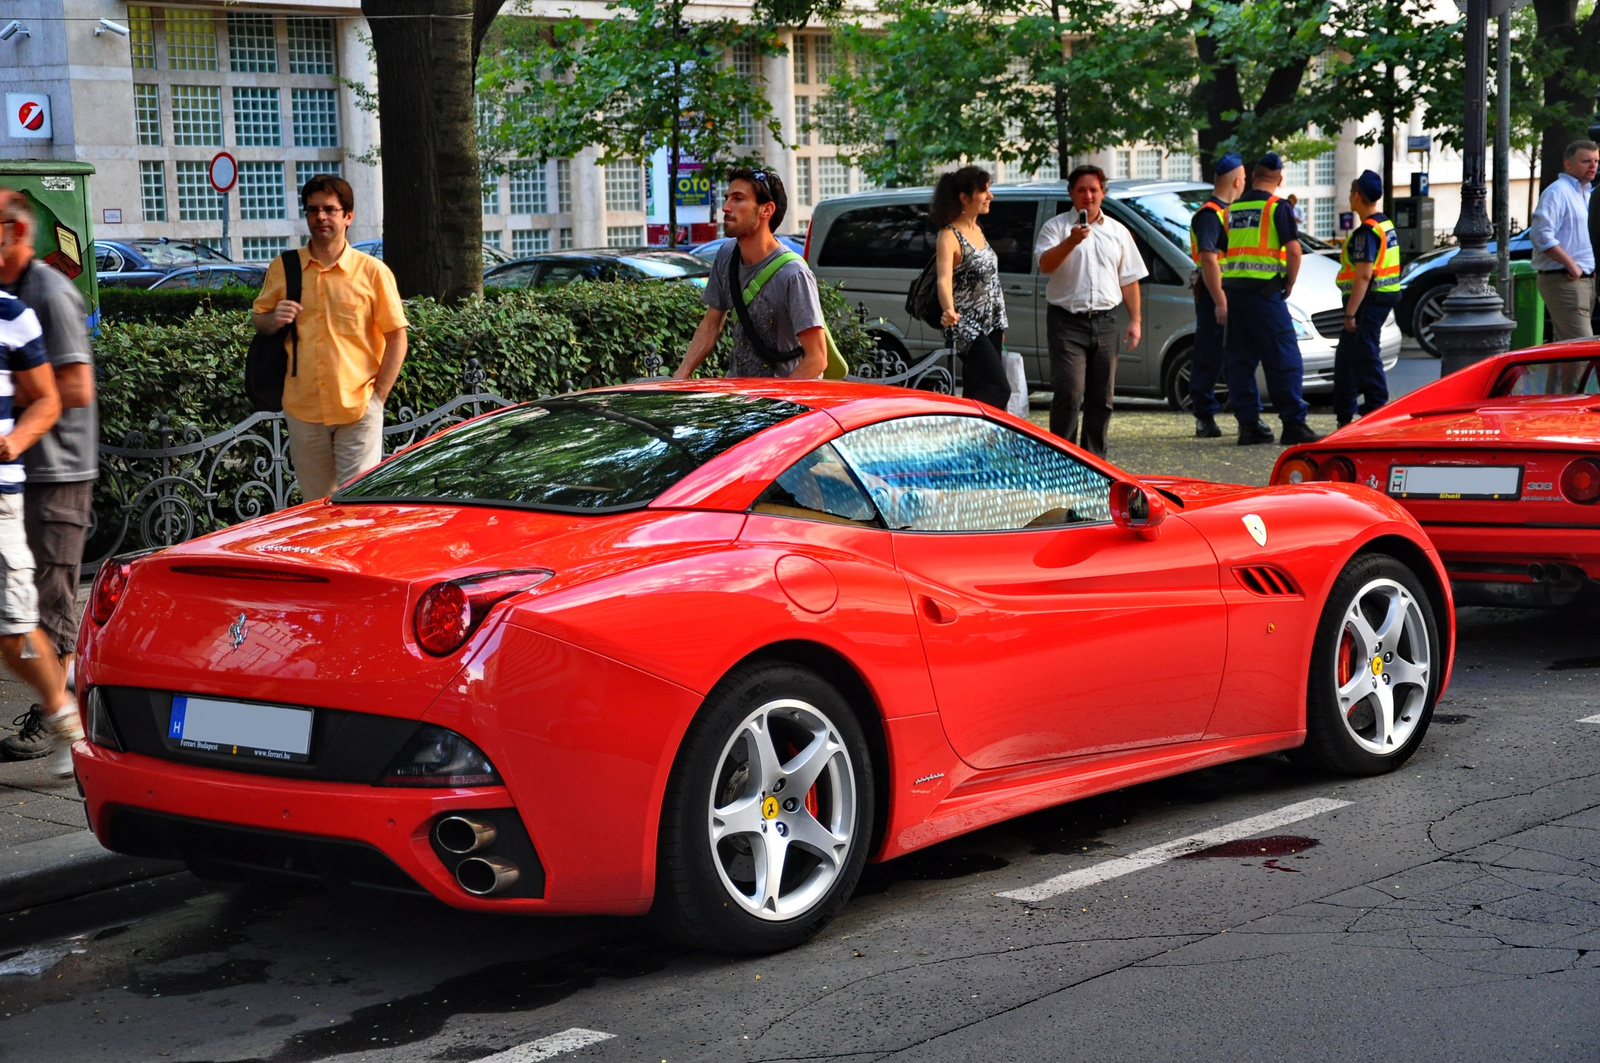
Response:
[1221,153,1320,446]
[1188,153,1246,438]
[1334,170,1400,427]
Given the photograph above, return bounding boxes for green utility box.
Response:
[1508,260,1544,350]
[0,161,98,327]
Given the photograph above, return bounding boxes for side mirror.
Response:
[1109,481,1167,540]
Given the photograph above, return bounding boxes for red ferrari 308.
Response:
[76,381,1454,953]
[1273,343,1600,609]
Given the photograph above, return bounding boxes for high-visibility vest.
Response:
[1336,216,1402,296]
[1190,200,1227,266]
[1221,194,1289,281]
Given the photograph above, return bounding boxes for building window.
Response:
[292,89,340,147]
[559,228,573,249]
[1114,151,1131,180]
[232,87,281,147]
[167,11,219,71]
[139,161,167,222]
[176,161,224,221]
[286,18,337,76]
[738,109,757,146]
[795,157,812,206]
[795,96,810,147]
[193,237,230,257]
[228,15,278,73]
[509,162,548,214]
[556,159,572,213]
[129,6,156,69]
[1031,155,1060,182]
[242,236,290,262]
[482,173,501,216]
[732,42,757,77]
[1313,196,1335,238]
[1315,149,1336,186]
[793,34,807,84]
[1168,152,1194,181]
[170,85,223,146]
[238,162,286,220]
[813,35,835,80]
[295,160,341,194]
[1135,149,1162,180]
[818,156,848,199]
[604,162,643,213]
[511,229,551,255]
[134,85,161,146]
[482,230,502,251]
[606,225,644,247]
[1285,159,1310,187]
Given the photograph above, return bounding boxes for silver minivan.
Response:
[805,179,1402,407]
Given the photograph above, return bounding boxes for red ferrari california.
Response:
[76,381,1453,953]
[1273,343,1600,608]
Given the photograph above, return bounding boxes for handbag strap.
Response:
[280,249,301,377]
[727,248,803,367]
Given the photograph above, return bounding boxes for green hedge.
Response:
[93,280,874,444]
[98,286,258,325]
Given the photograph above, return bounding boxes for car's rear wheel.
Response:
[654,663,873,954]
[1163,344,1229,413]
[1301,554,1440,775]
[1411,283,1449,357]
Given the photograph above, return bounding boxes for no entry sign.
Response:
[208,152,238,194]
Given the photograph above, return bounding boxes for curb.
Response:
[0,831,183,914]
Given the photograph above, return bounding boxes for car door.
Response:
[830,413,1227,769]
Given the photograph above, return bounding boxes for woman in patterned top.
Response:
[931,166,1011,411]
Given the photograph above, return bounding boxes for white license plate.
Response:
[1387,464,1521,500]
[167,696,313,763]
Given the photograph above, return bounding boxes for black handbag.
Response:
[905,247,945,330]
[245,249,301,413]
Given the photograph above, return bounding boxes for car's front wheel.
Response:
[1301,554,1440,775]
[1411,283,1449,357]
[654,663,874,954]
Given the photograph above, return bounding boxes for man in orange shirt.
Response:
[251,175,408,500]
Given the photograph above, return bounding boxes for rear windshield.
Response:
[133,241,228,266]
[334,391,809,512]
[622,254,711,278]
[1491,358,1600,396]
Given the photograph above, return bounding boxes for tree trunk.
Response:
[1380,51,1395,217]
[1054,1,1070,178]
[1533,0,1600,190]
[1194,34,1242,172]
[362,0,506,302]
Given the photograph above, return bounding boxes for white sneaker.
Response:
[45,708,82,779]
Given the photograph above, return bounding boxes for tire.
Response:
[1300,554,1441,775]
[1411,283,1449,357]
[1163,344,1229,414]
[653,663,874,954]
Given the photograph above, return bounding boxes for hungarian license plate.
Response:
[1387,464,1521,500]
[167,695,313,763]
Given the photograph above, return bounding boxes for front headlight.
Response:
[1292,318,1314,341]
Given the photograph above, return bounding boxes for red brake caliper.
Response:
[805,785,819,818]
[1338,627,1357,717]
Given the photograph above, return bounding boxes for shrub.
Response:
[98,286,258,325]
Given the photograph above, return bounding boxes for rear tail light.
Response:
[90,561,132,625]
[413,569,553,656]
[85,687,122,751]
[1317,456,1357,483]
[1561,458,1600,503]
[379,724,500,787]
[1278,457,1317,484]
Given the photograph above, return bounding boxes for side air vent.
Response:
[1234,565,1302,597]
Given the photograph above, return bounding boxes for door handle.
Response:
[1004,285,1030,294]
[919,595,958,625]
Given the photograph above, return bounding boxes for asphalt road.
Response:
[7,348,1599,1063]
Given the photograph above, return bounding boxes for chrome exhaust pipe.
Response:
[1528,562,1545,582]
[435,815,498,855]
[456,855,519,896]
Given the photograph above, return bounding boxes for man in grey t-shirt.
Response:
[0,191,96,760]
[675,167,826,380]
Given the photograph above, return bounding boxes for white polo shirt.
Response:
[1036,210,1148,313]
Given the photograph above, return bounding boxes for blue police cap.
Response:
[1355,169,1383,202]
[1214,153,1243,176]
[1256,152,1282,171]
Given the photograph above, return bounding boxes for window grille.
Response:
[482,230,502,250]
[292,89,340,147]
[295,160,342,193]
[1135,149,1162,179]
[511,229,551,255]
[559,228,573,249]
[232,87,282,147]
[134,85,161,145]
[166,10,218,71]
[813,35,835,80]
[140,161,167,222]
[557,160,572,212]
[732,42,757,77]
[228,15,277,73]
[1284,159,1310,186]
[795,157,812,206]
[793,34,807,84]
[604,162,643,213]
[1169,153,1194,181]
[242,236,290,261]
[1114,151,1131,180]
[509,162,548,214]
[170,85,222,146]
[1313,197,1335,238]
[238,162,286,220]
[1315,150,1336,186]
[818,156,848,199]
[606,226,644,247]
[482,173,501,215]
[287,18,336,75]
[794,97,810,147]
[129,6,156,69]
[177,161,224,221]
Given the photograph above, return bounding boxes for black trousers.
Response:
[960,328,1011,411]
[1046,305,1119,457]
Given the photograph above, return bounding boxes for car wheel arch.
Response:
[1350,534,1453,660]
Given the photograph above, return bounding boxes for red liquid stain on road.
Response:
[1179,834,1320,859]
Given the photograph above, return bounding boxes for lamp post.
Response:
[1433,0,1514,374]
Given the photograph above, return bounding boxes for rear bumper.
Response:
[1424,522,1600,605]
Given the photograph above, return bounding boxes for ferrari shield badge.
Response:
[1242,514,1268,547]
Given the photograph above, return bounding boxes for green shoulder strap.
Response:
[739,250,849,380]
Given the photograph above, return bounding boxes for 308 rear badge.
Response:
[1242,514,1268,546]
[228,612,248,651]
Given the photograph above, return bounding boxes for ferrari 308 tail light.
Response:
[1561,458,1600,504]
[90,561,132,625]
[1317,456,1358,483]
[1278,457,1317,484]
[413,569,553,656]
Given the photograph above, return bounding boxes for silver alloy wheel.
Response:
[1333,577,1432,755]
[1414,284,1448,357]
[707,698,857,921]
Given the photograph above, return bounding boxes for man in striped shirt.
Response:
[0,289,71,774]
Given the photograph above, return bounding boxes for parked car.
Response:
[687,235,806,262]
[352,239,512,267]
[806,179,1402,409]
[1397,230,1534,356]
[94,238,232,289]
[483,249,711,290]
[147,265,267,291]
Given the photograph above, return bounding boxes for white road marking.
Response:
[473,1028,617,1062]
[999,797,1353,903]
[1580,714,1600,724]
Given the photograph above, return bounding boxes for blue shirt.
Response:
[0,291,49,493]
[1531,173,1594,274]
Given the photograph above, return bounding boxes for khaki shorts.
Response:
[0,492,40,636]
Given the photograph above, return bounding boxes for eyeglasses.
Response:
[304,205,346,217]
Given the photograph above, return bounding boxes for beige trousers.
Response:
[1536,271,1596,342]
[286,394,385,501]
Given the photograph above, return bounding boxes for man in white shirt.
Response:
[1036,165,1147,457]
[1531,139,1599,341]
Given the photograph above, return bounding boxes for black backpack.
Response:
[905,246,944,330]
[245,249,301,413]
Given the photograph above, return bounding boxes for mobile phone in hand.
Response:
[1077,209,1088,226]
